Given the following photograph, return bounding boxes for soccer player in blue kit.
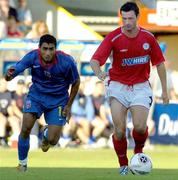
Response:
[5,34,80,172]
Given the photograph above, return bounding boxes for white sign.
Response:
[57,7,103,40]
[156,1,178,26]
[158,114,178,136]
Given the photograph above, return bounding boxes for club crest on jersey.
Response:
[25,100,31,109]
[143,43,150,50]
[44,71,51,78]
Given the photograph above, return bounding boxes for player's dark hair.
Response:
[39,34,57,48]
[120,2,139,17]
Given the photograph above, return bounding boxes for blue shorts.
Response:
[23,97,67,126]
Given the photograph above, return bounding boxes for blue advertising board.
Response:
[150,103,178,145]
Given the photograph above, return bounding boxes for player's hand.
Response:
[4,67,15,81]
[62,105,71,123]
[162,91,169,104]
[97,71,107,81]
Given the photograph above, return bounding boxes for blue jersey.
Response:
[12,49,79,108]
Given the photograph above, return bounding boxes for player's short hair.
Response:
[39,34,57,48]
[120,2,139,17]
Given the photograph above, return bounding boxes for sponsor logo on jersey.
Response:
[122,55,150,66]
[143,43,150,50]
[44,71,51,78]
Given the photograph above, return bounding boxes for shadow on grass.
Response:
[0,168,178,180]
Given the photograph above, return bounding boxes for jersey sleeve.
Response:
[150,37,165,66]
[12,51,34,77]
[91,34,113,66]
[65,56,80,84]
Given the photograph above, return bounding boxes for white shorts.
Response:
[106,81,153,109]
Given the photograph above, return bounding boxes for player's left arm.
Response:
[67,78,80,107]
[156,62,169,104]
[62,78,80,122]
[62,57,80,121]
[149,35,169,104]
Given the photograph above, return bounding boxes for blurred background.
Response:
[0,0,178,151]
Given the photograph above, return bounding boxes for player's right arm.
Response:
[5,67,16,81]
[90,33,113,81]
[4,51,34,81]
[90,60,107,81]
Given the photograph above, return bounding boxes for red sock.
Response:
[132,127,148,154]
[112,134,128,167]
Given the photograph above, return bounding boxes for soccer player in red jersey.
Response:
[90,2,169,175]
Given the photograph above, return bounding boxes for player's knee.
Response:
[114,128,126,140]
[20,127,31,139]
[20,121,34,138]
[134,126,147,134]
[48,137,59,146]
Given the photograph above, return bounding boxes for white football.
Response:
[129,153,152,175]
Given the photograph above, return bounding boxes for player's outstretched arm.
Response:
[4,67,16,81]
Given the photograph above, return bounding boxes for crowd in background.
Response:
[0,76,114,149]
[0,70,178,149]
[0,0,49,39]
[1,0,178,150]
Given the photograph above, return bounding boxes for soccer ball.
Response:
[129,153,152,175]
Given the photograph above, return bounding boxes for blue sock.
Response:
[43,128,48,140]
[88,138,94,145]
[62,134,70,139]
[90,135,96,142]
[88,136,96,144]
[18,135,30,162]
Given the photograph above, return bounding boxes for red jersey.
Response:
[91,27,165,85]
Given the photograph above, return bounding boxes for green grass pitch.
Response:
[0,145,178,180]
